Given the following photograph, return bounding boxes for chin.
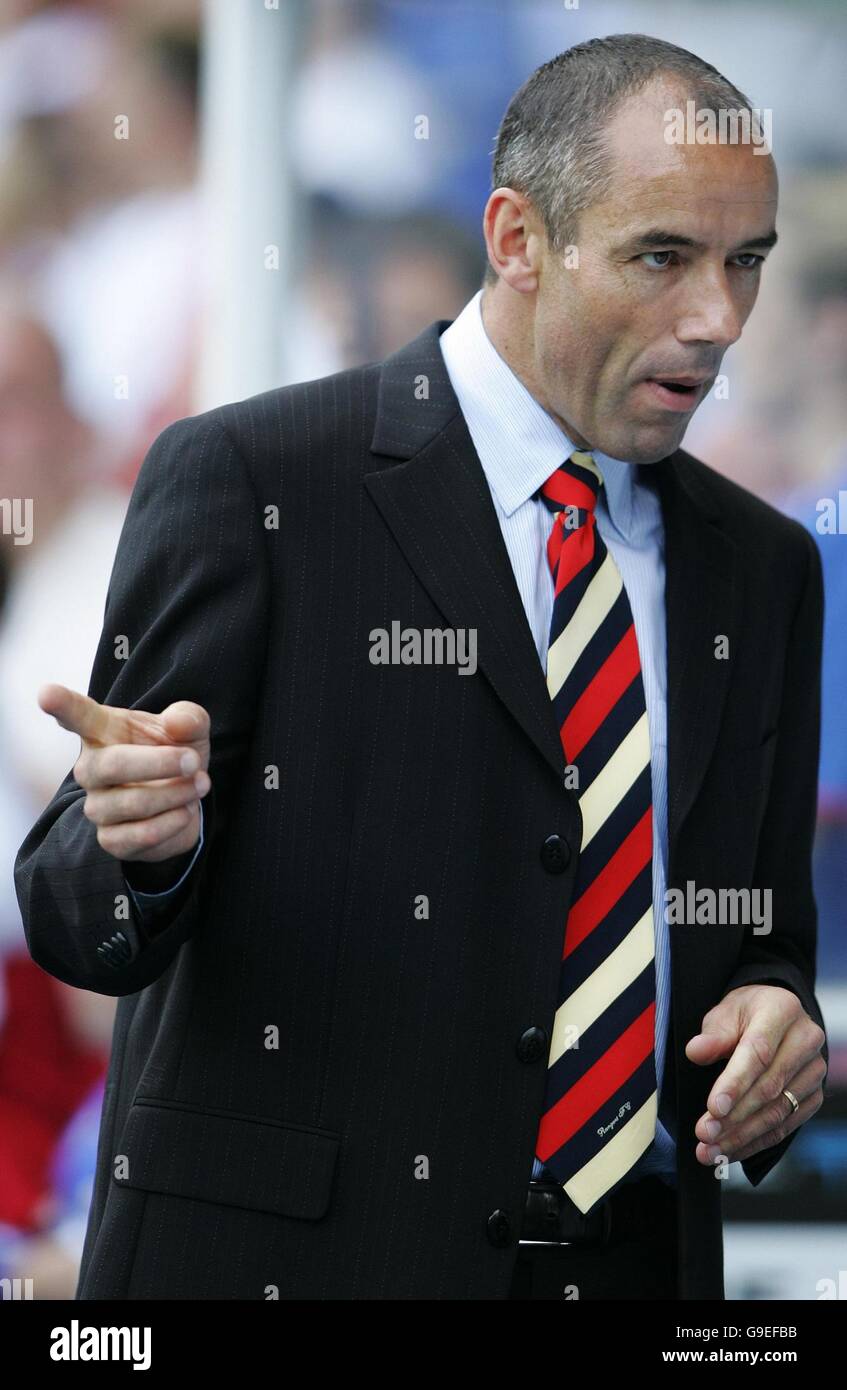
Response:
[603,427,688,466]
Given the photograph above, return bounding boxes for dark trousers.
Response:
[508,1175,678,1300]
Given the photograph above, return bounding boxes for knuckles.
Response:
[757,1070,787,1106]
[763,1099,790,1136]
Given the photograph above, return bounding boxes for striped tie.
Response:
[533,449,657,1215]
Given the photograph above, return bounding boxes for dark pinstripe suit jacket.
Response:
[15,318,827,1299]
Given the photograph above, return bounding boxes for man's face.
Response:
[528,79,779,464]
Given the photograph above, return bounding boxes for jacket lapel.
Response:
[653,450,740,879]
[366,321,567,784]
[365,319,741,868]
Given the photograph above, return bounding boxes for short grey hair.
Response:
[483,33,756,287]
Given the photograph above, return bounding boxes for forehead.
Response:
[595,79,778,231]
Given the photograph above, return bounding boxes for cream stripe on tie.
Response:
[547,907,654,1068]
[546,552,623,699]
[563,1094,657,1214]
[578,710,651,850]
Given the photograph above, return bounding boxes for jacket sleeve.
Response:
[722,525,829,1186]
[14,411,270,996]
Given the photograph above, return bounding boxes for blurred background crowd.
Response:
[0,0,845,1299]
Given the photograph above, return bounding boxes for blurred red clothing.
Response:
[0,952,106,1230]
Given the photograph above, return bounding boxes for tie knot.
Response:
[537,449,603,518]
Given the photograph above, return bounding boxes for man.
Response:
[16,35,827,1300]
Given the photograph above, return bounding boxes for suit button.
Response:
[540,834,570,873]
[487,1209,512,1247]
[516,1026,548,1063]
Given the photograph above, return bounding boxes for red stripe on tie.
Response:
[535,1002,656,1160]
[564,807,653,957]
[541,473,597,513]
[550,512,596,595]
[562,624,640,760]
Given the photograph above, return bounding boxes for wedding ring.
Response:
[782,1088,799,1114]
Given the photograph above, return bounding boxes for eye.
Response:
[731,253,765,270]
[640,250,677,270]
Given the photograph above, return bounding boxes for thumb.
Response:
[685,1004,742,1065]
[159,701,210,748]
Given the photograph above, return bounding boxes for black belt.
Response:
[519,1176,676,1247]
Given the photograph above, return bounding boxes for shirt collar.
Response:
[439,289,636,540]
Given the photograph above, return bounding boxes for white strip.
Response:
[578,711,650,850]
[564,1092,658,1214]
[547,908,654,1068]
[545,552,622,700]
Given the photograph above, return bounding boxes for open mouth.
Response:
[642,377,706,411]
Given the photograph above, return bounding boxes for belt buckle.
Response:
[519,1180,612,1247]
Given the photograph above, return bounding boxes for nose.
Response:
[675,267,744,351]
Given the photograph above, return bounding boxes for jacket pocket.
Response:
[114,1098,340,1220]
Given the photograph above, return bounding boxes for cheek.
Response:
[539,323,585,382]
[551,341,606,410]
[736,280,761,324]
[555,336,623,405]
[590,343,638,406]
[537,295,636,411]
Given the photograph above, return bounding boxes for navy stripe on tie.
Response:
[567,678,646,789]
[535,460,601,510]
[545,964,657,1099]
[553,862,653,988]
[541,1052,658,1189]
[551,582,634,722]
[546,545,604,647]
[575,764,653,887]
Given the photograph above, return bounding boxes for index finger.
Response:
[39,684,120,744]
[707,1017,782,1118]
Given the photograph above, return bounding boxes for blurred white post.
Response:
[196,0,309,409]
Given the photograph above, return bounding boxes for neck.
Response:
[480,284,592,449]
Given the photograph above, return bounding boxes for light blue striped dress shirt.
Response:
[439,290,676,1186]
[129,291,676,1186]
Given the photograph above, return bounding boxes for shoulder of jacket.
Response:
[673,446,815,562]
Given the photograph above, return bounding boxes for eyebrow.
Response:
[617,227,779,254]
